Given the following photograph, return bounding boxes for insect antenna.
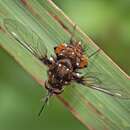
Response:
[38,91,53,116]
[70,24,77,43]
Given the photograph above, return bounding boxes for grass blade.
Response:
[0,0,130,130]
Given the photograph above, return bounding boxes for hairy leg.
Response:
[88,49,100,58]
[70,24,77,44]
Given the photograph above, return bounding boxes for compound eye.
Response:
[79,55,88,68]
[54,43,66,55]
[54,46,57,50]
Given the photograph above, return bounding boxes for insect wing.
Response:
[81,72,130,99]
[4,19,47,60]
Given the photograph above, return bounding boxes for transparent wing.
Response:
[4,18,47,60]
[80,72,130,99]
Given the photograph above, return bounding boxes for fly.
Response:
[3,19,130,116]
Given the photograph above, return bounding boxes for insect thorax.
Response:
[55,43,88,69]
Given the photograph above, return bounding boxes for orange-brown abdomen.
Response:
[54,43,66,55]
[79,55,88,68]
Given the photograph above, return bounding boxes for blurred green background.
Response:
[0,0,130,130]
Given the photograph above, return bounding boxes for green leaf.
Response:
[0,0,130,130]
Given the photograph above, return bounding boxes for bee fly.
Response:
[4,19,130,116]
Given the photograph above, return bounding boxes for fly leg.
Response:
[45,81,50,90]
[70,24,77,44]
[88,49,101,58]
[72,72,85,85]
[40,55,56,67]
[38,81,54,116]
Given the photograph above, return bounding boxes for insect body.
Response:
[44,42,88,95]
[4,19,130,116]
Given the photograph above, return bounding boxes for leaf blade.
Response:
[0,0,130,130]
